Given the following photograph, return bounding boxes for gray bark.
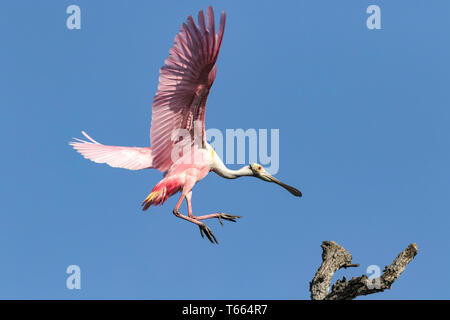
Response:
[310,241,418,300]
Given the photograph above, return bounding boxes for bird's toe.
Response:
[199,224,218,244]
[217,213,242,225]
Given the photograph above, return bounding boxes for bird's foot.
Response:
[216,213,242,226]
[199,223,218,244]
[191,213,242,225]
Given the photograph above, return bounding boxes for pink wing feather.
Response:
[70,131,153,170]
[150,6,226,172]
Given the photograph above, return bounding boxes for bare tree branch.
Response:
[310,241,418,300]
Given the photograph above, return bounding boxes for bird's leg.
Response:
[173,193,218,244]
[194,213,242,225]
[185,192,241,226]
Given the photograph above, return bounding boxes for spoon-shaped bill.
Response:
[267,175,302,197]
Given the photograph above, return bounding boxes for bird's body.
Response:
[70,7,301,243]
[142,144,214,208]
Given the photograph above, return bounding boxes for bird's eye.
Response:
[258,166,262,171]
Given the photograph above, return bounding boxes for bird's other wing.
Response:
[70,131,153,170]
[150,6,226,172]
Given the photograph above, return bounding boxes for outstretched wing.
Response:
[150,6,226,172]
[70,131,153,170]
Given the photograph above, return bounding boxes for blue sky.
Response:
[0,0,449,299]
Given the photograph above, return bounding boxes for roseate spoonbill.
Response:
[70,6,301,244]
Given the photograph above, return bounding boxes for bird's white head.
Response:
[249,163,302,197]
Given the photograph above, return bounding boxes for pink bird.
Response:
[70,7,301,244]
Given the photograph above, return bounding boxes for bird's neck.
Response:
[217,165,253,179]
[207,143,253,179]
[211,157,253,179]
[213,165,253,179]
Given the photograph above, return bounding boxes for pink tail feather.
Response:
[142,177,182,210]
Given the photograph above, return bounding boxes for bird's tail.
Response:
[142,177,181,210]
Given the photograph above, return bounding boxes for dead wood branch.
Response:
[310,241,418,300]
